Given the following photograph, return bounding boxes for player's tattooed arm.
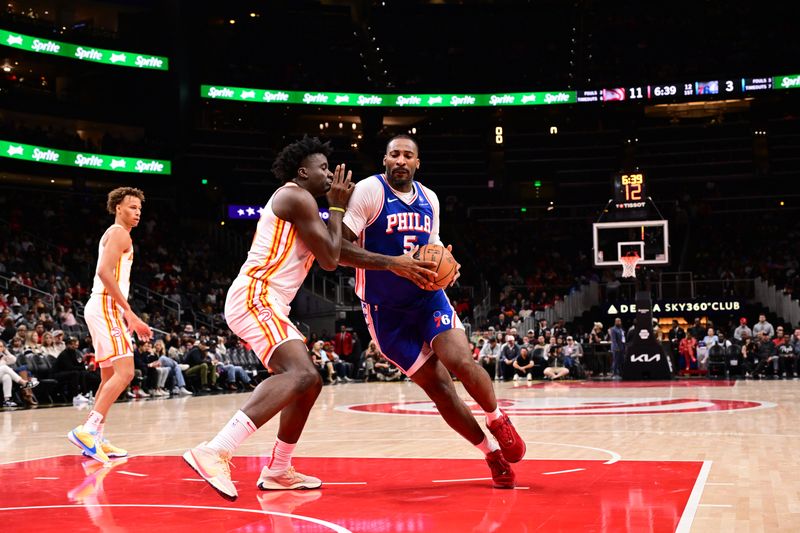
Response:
[339,228,438,290]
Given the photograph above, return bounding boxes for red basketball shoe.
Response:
[485,449,515,489]
[487,411,526,463]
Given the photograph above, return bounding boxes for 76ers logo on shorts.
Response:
[110,326,122,337]
[258,308,273,322]
[433,311,451,328]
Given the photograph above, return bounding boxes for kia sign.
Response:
[606,299,743,315]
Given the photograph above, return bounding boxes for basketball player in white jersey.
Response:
[68,187,153,464]
[185,136,379,501]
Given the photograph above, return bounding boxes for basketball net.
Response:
[620,252,641,279]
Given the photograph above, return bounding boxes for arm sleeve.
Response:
[343,177,383,237]
[421,185,443,246]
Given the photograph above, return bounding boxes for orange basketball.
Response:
[414,244,458,290]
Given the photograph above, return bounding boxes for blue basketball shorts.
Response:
[360,289,464,376]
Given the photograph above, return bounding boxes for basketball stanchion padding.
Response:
[414,244,458,290]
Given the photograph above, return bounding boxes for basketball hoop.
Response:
[620,253,641,278]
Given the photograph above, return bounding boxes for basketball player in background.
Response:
[184,136,363,501]
[339,135,527,489]
[68,187,153,464]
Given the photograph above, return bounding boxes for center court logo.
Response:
[338,397,776,416]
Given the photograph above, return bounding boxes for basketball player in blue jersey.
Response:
[340,135,526,488]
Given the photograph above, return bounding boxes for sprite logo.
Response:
[135,160,165,173]
[110,53,127,63]
[358,95,382,105]
[75,47,102,60]
[33,148,59,161]
[521,94,537,104]
[208,87,234,98]
[489,95,515,106]
[240,90,255,99]
[303,93,329,104]
[396,96,421,106]
[110,159,127,170]
[263,91,289,102]
[31,39,60,53]
[335,95,351,104]
[136,56,163,68]
[7,145,24,156]
[427,96,443,105]
[544,92,571,104]
[780,75,800,89]
[7,35,23,46]
[75,154,103,167]
[450,95,476,106]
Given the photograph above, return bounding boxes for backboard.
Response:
[592,220,669,267]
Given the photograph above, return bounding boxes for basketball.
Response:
[414,244,458,290]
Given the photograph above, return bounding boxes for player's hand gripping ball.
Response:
[413,244,458,290]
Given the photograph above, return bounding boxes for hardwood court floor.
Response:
[1,378,798,532]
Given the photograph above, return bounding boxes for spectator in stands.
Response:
[741,334,758,377]
[479,337,501,379]
[53,336,99,404]
[703,328,720,349]
[552,318,567,339]
[212,342,256,391]
[0,340,38,407]
[153,339,192,396]
[322,341,352,383]
[562,336,584,371]
[39,332,60,359]
[535,319,548,338]
[688,318,705,341]
[0,317,16,343]
[531,336,548,366]
[772,326,786,347]
[777,333,796,378]
[543,346,569,381]
[609,318,626,380]
[734,318,752,341]
[374,353,401,381]
[498,335,520,381]
[512,347,535,381]
[668,320,686,346]
[184,342,221,393]
[52,330,66,353]
[752,314,774,339]
[58,305,78,328]
[754,331,779,377]
[310,341,336,384]
[792,328,800,356]
[333,325,354,365]
[130,342,152,398]
[361,341,380,381]
[678,331,698,371]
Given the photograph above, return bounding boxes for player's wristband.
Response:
[329,206,346,213]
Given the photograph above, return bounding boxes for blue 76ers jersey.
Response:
[354,174,434,308]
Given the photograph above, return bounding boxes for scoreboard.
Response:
[613,172,647,209]
[599,77,775,103]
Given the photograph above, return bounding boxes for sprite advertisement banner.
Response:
[1,140,171,174]
[201,85,577,107]
[1,28,168,70]
[774,74,800,90]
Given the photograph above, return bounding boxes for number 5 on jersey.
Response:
[403,235,418,252]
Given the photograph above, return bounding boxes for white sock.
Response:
[84,410,104,433]
[485,407,503,424]
[475,435,500,455]
[207,410,257,454]
[267,438,297,474]
[98,422,105,440]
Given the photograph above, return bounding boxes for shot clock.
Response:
[613,172,647,209]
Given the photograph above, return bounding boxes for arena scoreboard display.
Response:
[613,172,647,209]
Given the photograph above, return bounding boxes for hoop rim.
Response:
[620,252,641,278]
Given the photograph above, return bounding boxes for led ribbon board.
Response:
[0,28,168,70]
[1,140,171,174]
[202,85,576,107]
[202,73,800,108]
